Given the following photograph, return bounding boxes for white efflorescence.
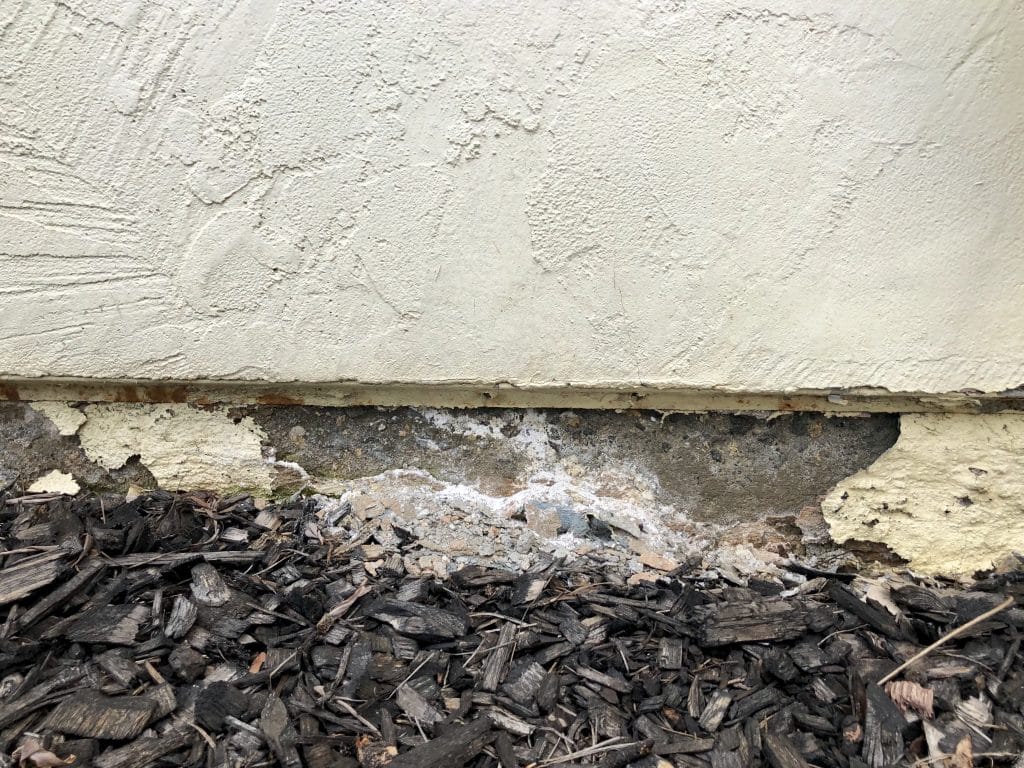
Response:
[822,413,1024,576]
[0,2,1021,392]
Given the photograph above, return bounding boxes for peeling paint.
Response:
[823,413,1024,576]
[77,404,272,493]
[27,470,79,495]
[28,402,86,436]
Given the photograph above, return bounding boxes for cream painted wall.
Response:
[1,1,1022,393]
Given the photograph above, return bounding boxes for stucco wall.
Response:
[2,1,1022,393]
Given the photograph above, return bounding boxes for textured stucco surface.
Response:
[823,413,1024,576]
[2,1,1023,391]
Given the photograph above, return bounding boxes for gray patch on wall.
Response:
[4,399,892,514]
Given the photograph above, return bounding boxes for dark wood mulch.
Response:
[0,490,1022,768]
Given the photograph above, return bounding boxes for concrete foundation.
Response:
[5,401,1019,577]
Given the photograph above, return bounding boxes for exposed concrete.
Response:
[3,401,900,572]
[0,402,156,492]
[823,413,1024,577]
[13,401,1024,576]
[250,407,899,525]
[1,2,1022,393]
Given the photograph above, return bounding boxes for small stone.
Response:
[524,501,588,538]
[351,494,386,520]
[628,572,664,586]
[638,550,679,572]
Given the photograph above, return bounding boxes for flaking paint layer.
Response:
[77,404,272,493]
[28,402,86,436]
[1,2,1022,392]
[822,413,1024,576]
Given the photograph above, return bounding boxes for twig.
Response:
[878,596,1014,686]
[530,737,631,767]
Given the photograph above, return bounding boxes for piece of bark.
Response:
[829,583,907,640]
[195,681,248,730]
[261,694,303,768]
[511,575,547,606]
[168,645,206,681]
[14,559,105,631]
[194,589,252,639]
[190,563,230,606]
[654,735,715,755]
[0,665,86,728]
[572,665,631,693]
[698,599,808,646]
[388,715,495,768]
[862,683,906,768]
[488,706,535,737]
[0,552,67,606]
[365,599,468,641]
[143,683,177,719]
[481,623,517,692]
[65,604,147,645]
[502,660,546,706]
[730,686,786,721]
[396,684,444,725]
[109,550,265,567]
[93,727,192,768]
[698,691,732,732]
[96,648,139,687]
[164,595,197,639]
[590,698,628,739]
[658,638,683,670]
[42,691,155,739]
[763,733,810,768]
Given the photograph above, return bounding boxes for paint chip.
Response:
[28,470,80,495]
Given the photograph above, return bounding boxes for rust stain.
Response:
[141,385,189,403]
[116,385,142,403]
[0,383,21,401]
[255,392,305,406]
[777,400,796,411]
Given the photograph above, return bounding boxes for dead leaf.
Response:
[638,550,678,572]
[884,679,934,718]
[12,738,76,767]
[950,735,973,768]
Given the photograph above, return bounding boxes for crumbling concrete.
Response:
[2,401,896,574]
[7,401,1020,577]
